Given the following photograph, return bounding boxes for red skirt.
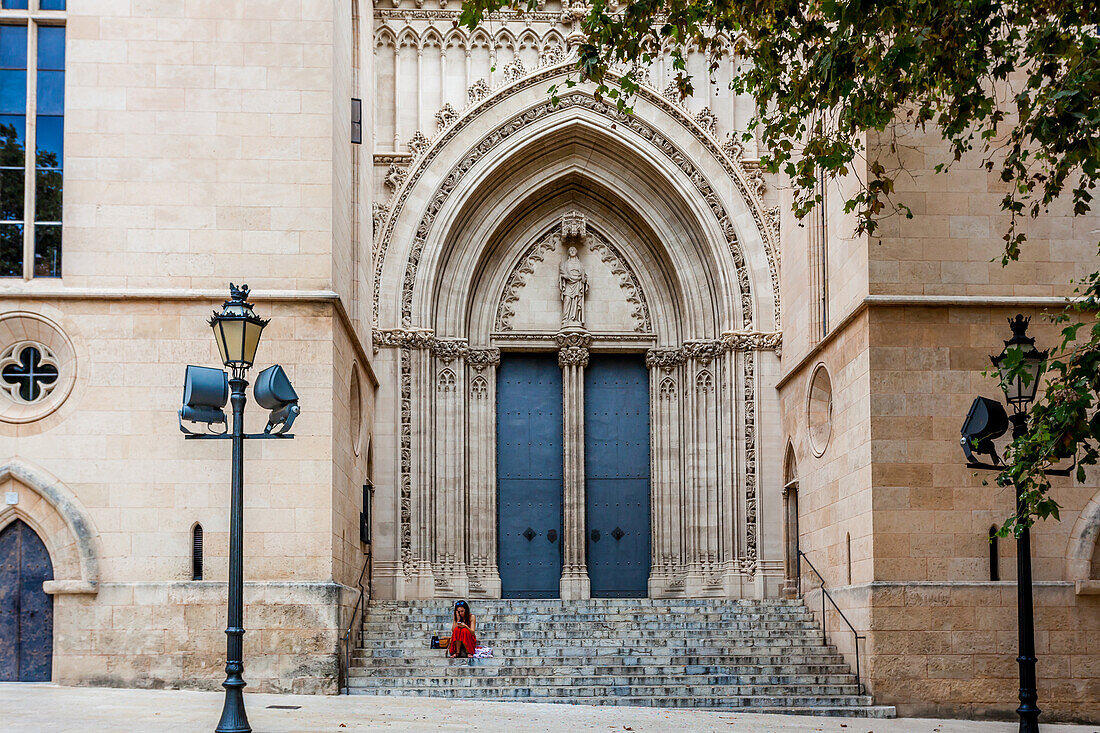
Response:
[448,626,477,655]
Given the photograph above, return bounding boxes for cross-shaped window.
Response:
[1,344,58,402]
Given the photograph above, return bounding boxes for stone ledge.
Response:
[1075,580,1100,595]
[43,580,98,595]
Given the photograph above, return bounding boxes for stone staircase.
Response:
[347,599,894,717]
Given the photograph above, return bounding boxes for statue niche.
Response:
[495,212,653,335]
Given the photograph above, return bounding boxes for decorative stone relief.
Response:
[662,81,682,104]
[372,202,389,238]
[435,103,458,131]
[741,352,758,573]
[437,368,457,392]
[694,107,718,136]
[502,56,527,84]
[384,163,408,192]
[466,78,491,104]
[538,43,566,67]
[658,377,676,400]
[470,375,488,399]
[407,130,431,159]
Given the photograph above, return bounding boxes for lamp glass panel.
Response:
[242,319,263,365]
[1020,358,1043,402]
[217,319,245,364]
[212,321,229,365]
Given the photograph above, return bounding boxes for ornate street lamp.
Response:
[960,314,1053,733]
[180,284,297,733]
[991,315,1049,410]
[210,284,269,375]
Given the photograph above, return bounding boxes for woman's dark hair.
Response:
[453,600,470,623]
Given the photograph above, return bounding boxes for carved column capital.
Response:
[558,346,589,368]
[428,337,468,363]
[466,348,501,372]
[645,347,683,371]
[556,330,591,369]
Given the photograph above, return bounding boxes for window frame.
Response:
[0,0,65,280]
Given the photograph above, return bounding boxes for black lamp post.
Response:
[961,314,1050,733]
[179,284,299,733]
[209,284,268,733]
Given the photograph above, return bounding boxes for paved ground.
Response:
[1,684,1097,732]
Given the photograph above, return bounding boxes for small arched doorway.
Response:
[0,519,54,680]
[782,442,800,598]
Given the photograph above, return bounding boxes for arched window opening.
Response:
[989,525,1000,582]
[845,532,852,584]
[192,523,203,581]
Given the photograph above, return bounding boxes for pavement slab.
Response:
[1,684,1097,733]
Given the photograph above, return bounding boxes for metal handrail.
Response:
[797,549,865,695]
[340,549,372,695]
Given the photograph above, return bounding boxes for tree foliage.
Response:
[460,0,1100,534]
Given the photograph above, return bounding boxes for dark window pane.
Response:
[37,27,64,71]
[34,166,60,221]
[0,167,23,221]
[1,0,29,8]
[35,115,60,166]
[0,223,22,276]
[0,114,26,166]
[36,70,63,115]
[33,223,59,277]
[0,70,27,115]
[0,26,28,69]
[39,0,65,9]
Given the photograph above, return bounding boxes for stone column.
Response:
[431,338,468,597]
[558,330,591,600]
[466,348,502,597]
[646,348,685,596]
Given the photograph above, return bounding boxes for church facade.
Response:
[0,0,1097,721]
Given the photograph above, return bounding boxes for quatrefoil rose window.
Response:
[0,312,77,424]
[1,342,60,403]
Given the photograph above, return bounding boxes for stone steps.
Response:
[347,599,893,718]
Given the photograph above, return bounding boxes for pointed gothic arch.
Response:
[0,459,99,594]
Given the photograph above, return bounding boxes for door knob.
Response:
[547,529,558,543]
[590,529,600,542]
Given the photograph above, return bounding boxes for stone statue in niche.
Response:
[559,245,588,327]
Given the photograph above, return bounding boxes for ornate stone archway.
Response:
[372,70,783,600]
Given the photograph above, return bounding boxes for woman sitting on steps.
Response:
[447,600,477,658]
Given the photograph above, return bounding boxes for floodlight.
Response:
[179,365,229,434]
[254,364,300,435]
[960,396,1009,464]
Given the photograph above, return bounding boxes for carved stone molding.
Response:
[374,327,435,350]
[644,331,782,369]
[408,130,431,159]
[742,351,758,574]
[555,330,592,349]
[384,163,408,192]
[374,153,413,166]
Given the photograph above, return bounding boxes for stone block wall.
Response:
[53,582,342,694]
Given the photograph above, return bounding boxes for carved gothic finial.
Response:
[560,210,586,242]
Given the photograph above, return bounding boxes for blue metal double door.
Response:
[497,353,650,598]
